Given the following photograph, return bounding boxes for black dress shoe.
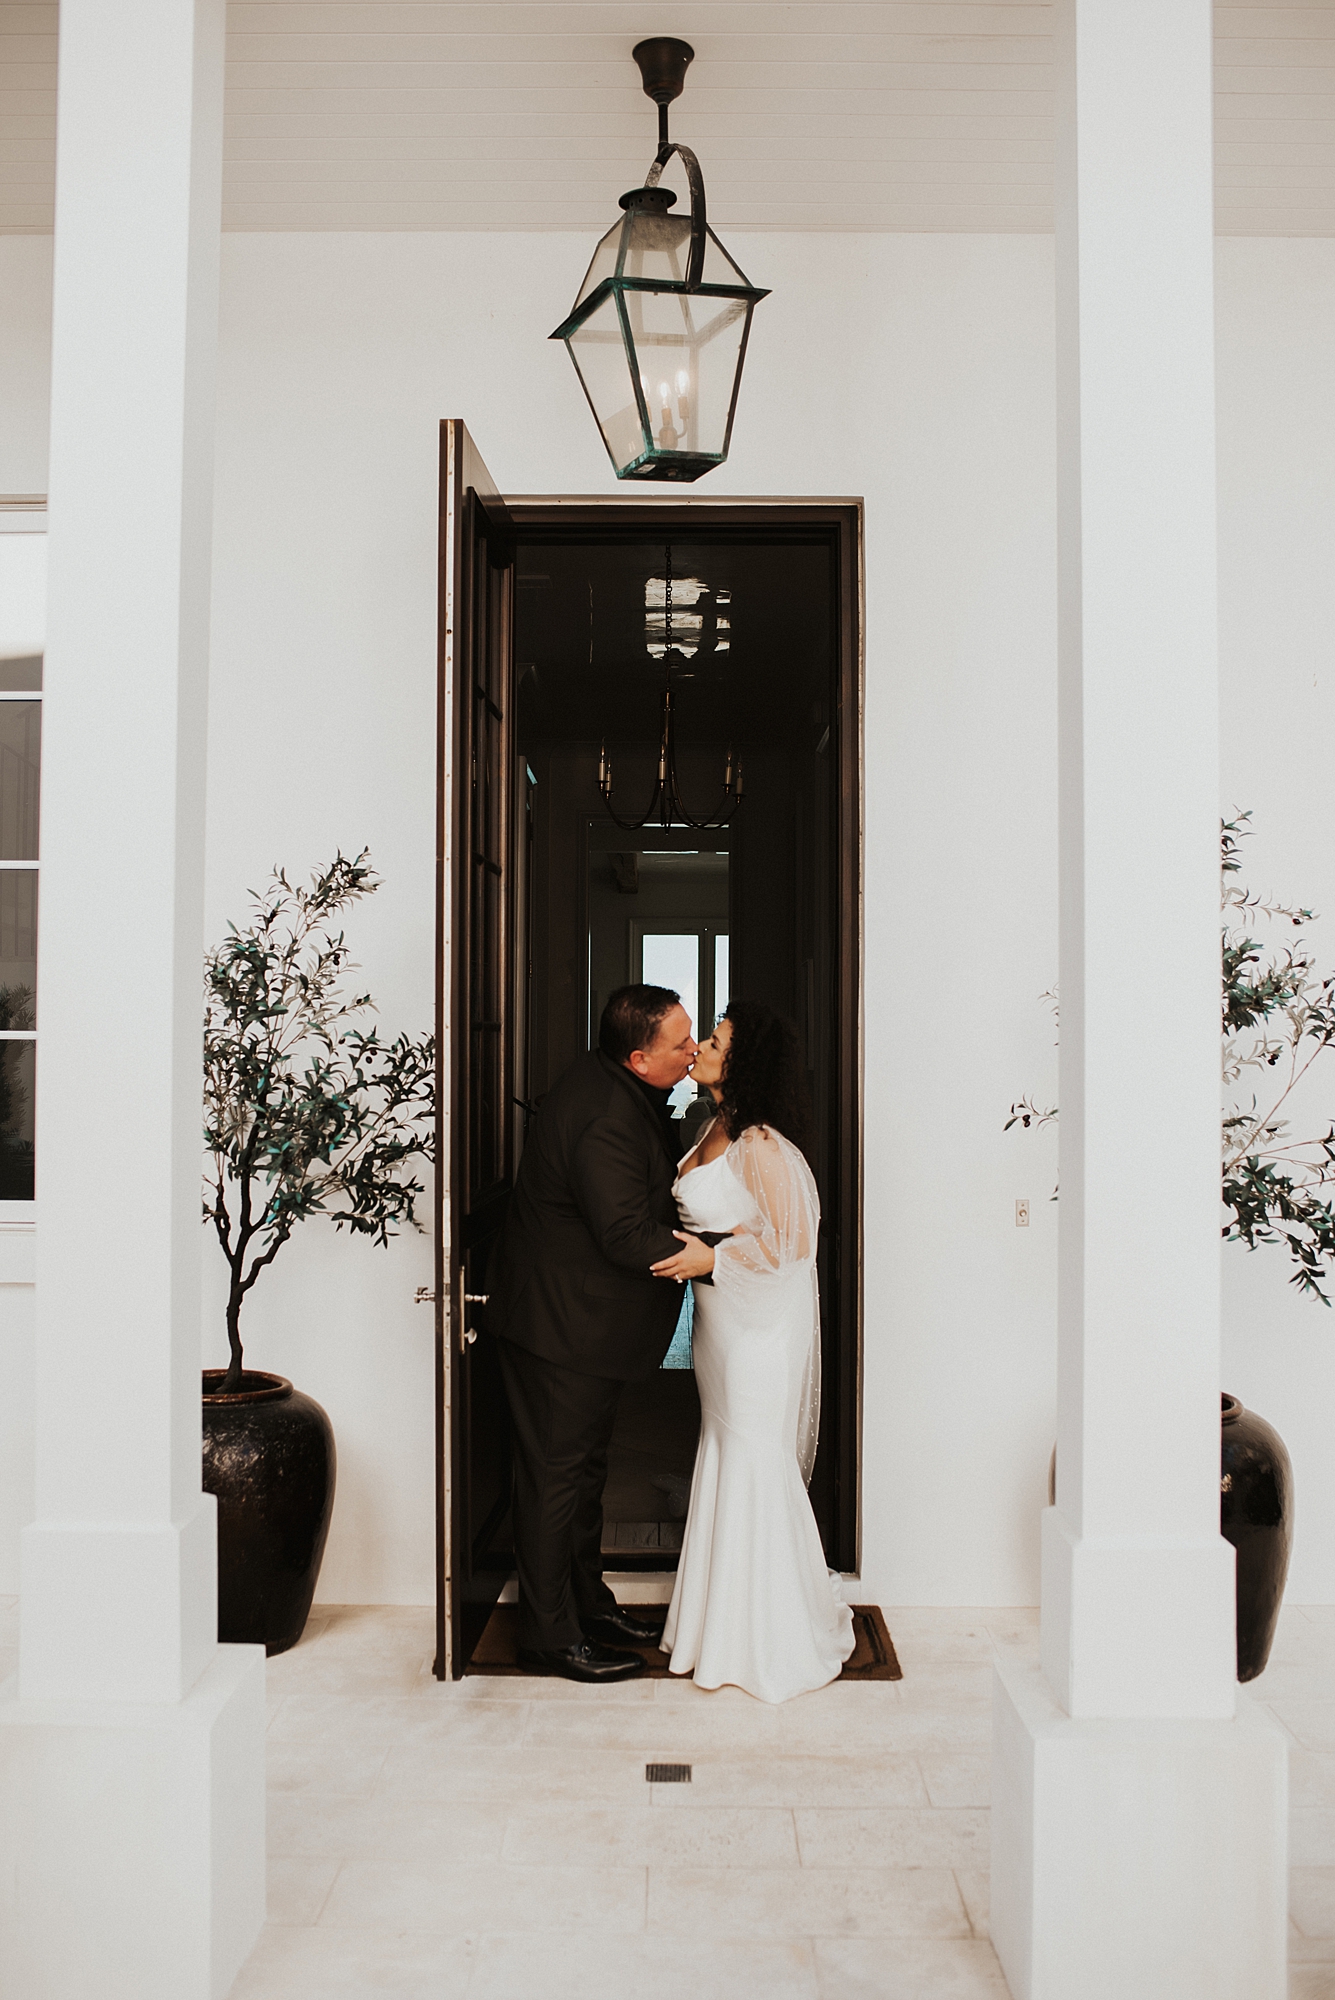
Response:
[518,1640,646,1683]
[583,1605,667,1649]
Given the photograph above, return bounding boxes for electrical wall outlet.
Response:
[1016,1198,1030,1227]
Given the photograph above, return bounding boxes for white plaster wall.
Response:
[202,230,1061,1608]
[0,237,52,495]
[2,230,1332,1609]
[1217,239,1335,1605]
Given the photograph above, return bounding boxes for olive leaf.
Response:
[203,852,435,1389]
[1010,814,1335,1303]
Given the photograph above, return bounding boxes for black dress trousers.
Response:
[495,1335,623,1652]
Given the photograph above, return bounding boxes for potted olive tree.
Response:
[1010,815,1334,1679]
[202,851,434,1654]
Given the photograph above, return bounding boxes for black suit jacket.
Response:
[484,1051,686,1380]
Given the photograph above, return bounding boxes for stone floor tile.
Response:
[272,1692,527,1752]
[1271,1704,1335,1754]
[1294,1813,1335,1867]
[1251,1607,1323,1670]
[265,1855,341,1927]
[319,1861,647,1936]
[441,1670,658,1704]
[309,1604,435,1653]
[227,1923,476,1998]
[795,1807,990,1870]
[875,1612,997,1666]
[647,1752,930,1810]
[265,1737,392,1800]
[814,1936,1011,1998]
[501,1803,799,1867]
[1257,1663,1335,1703]
[919,1754,991,1809]
[373,1744,647,1807]
[215,1602,1335,1995]
[1290,1965,1335,1998]
[267,1794,511,1864]
[521,1701,784,1752]
[981,1609,1040,1644]
[771,1703,991,1755]
[1293,1755,1335,1808]
[466,1932,818,2000]
[1293,1869,1335,1938]
[892,1663,994,1710]
[955,1869,990,1938]
[646,1864,969,1940]
[653,1675,782,1710]
[261,1653,426,1701]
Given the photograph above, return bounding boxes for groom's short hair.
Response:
[600,984,681,1065]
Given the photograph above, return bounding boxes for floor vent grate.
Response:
[645,1763,692,1784]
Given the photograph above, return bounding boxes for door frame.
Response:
[434,421,517,1680]
[437,485,865,1678]
[505,493,865,1573]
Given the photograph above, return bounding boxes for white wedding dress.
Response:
[661,1121,855,1703]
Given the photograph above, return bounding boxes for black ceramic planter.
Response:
[1221,1391,1292,1684]
[1046,1393,1293,1683]
[202,1370,336,1657]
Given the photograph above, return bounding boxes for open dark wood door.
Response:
[434,421,517,1678]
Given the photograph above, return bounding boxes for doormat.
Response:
[464,1602,902,1682]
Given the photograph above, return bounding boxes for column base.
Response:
[0,1642,266,2000]
[991,1650,1288,2000]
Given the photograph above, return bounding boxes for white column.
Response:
[0,5,265,1996]
[990,3,1288,1995]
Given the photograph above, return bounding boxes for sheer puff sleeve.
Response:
[712,1125,820,1278]
[711,1125,823,1484]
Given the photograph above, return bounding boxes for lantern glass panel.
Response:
[574,219,626,311]
[624,287,750,461]
[567,292,648,473]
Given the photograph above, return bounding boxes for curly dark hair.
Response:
[716,999,814,1158]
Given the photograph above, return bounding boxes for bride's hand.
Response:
[651,1231,716,1281]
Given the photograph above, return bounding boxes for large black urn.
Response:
[202,1370,336,1656]
[1220,1392,1292,1683]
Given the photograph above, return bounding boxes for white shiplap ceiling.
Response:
[1,2,1333,236]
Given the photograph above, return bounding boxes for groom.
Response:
[485,984,717,1682]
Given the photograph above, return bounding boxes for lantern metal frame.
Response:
[549,38,771,484]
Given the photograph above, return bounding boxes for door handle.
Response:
[458,1266,488,1351]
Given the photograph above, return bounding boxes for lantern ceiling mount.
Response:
[550,38,770,483]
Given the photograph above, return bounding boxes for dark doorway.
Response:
[436,443,861,1678]
[510,503,862,1574]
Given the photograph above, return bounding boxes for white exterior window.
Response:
[0,513,44,1213]
[0,655,38,1205]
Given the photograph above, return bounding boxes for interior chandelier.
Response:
[550,38,770,483]
[598,545,743,832]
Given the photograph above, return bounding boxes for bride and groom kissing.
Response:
[485,983,854,1705]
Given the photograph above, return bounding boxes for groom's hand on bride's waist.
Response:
[650,1231,716,1282]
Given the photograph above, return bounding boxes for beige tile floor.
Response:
[1,1593,1332,1995]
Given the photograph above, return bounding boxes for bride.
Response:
[650,1001,855,1703]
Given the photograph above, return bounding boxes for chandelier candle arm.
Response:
[596,545,745,833]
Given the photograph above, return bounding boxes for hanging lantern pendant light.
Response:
[598,546,743,832]
[550,39,770,483]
